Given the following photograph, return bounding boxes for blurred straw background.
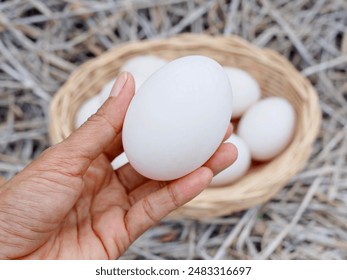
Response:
[0,0,346,259]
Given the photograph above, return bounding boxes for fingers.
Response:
[120,124,236,241]
[115,163,149,192]
[104,132,123,162]
[204,142,237,176]
[115,128,237,193]
[52,72,135,175]
[126,142,237,204]
[128,180,167,205]
[124,167,213,241]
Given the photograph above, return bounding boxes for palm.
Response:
[25,155,143,259]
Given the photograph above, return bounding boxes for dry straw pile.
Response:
[0,0,346,259]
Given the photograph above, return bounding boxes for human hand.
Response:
[0,72,237,259]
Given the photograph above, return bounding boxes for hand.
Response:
[0,72,237,259]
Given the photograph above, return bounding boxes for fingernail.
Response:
[111,72,128,97]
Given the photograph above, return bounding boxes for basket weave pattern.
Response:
[50,34,321,219]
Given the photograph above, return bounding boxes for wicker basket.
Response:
[50,34,321,219]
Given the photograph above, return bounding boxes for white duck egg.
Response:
[238,97,296,161]
[210,134,251,187]
[224,67,261,119]
[122,55,233,181]
[111,152,129,169]
[120,55,167,92]
[76,55,166,129]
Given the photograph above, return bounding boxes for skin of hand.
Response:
[0,72,237,260]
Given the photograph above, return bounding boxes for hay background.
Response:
[0,0,346,259]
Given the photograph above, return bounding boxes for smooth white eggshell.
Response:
[75,95,102,128]
[123,55,233,181]
[111,152,129,169]
[238,97,296,161]
[210,134,251,187]
[224,67,261,119]
[120,55,167,92]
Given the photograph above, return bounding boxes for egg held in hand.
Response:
[238,97,296,161]
[122,55,233,181]
[210,134,251,187]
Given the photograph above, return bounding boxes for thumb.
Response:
[49,72,135,176]
[0,73,135,257]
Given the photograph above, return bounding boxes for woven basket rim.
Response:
[50,34,321,220]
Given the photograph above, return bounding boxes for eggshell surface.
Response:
[210,134,251,187]
[111,152,129,169]
[120,55,167,92]
[224,67,261,119]
[238,97,296,161]
[122,55,233,181]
